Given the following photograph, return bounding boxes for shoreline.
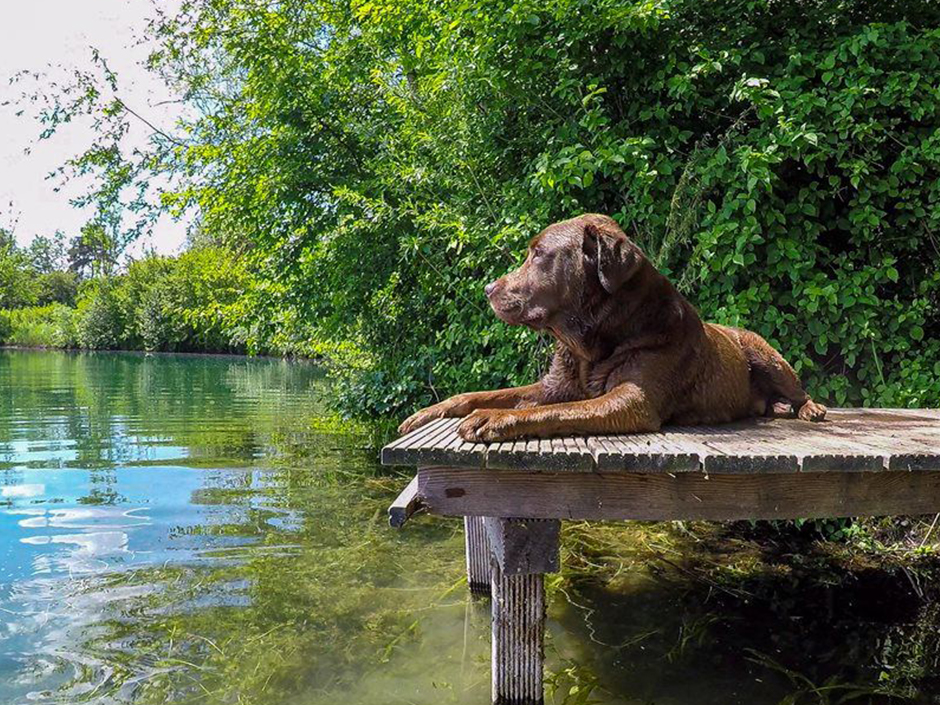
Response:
[0,345,313,363]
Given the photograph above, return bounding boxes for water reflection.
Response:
[0,351,370,703]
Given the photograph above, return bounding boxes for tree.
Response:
[0,233,39,309]
[16,0,940,413]
[0,228,15,252]
[36,271,79,306]
[28,231,68,273]
[68,223,118,278]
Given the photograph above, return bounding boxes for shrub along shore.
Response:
[0,246,318,358]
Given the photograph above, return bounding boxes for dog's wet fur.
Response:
[400,214,826,442]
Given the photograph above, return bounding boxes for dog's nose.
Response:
[484,281,498,298]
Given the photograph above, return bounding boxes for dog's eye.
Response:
[531,246,545,259]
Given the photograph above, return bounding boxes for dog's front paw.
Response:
[458,409,523,443]
[798,399,827,422]
[399,407,439,435]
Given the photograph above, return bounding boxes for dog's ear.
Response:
[582,216,640,293]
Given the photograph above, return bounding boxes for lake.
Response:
[0,350,936,704]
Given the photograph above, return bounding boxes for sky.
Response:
[0,0,187,256]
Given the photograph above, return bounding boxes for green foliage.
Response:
[1,230,76,308]
[115,247,252,353]
[0,305,75,348]
[76,279,125,349]
[16,0,940,416]
[36,270,79,306]
[0,241,40,309]
[26,232,68,273]
[161,0,940,415]
[0,247,256,353]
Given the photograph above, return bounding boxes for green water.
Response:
[0,350,937,705]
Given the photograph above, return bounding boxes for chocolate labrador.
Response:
[399,213,826,442]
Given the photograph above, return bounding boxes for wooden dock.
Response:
[383,408,940,705]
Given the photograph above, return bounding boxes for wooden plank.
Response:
[427,425,486,468]
[388,475,422,528]
[565,436,594,471]
[486,434,593,471]
[483,518,560,576]
[485,439,524,470]
[382,408,940,473]
[818,425,939,471]
[382,418,467,466]
[665,423,800,474]
[826,408,940,421]
[768,414,937,471]
[385,416,452,450]
[416,467,940,522]
[692,412,937,472]
[822,411,940,472]
[381,417,454,465]
[681,421,887,473]
[405,417,467,466]
[589,433,702,473]
[892,454,940,472]
[783,428,888,472]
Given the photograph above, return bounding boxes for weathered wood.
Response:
[381,418,483,467]
[465,516,491,595]
[382,409,940,473]
[484,518,560,576]
[587,433,701,473]
[491,563,545,705]
[487,435,594,471]
[383,407,940,705]
[382,409,940,705]
[388,475,422,528]
[416,467,940,521]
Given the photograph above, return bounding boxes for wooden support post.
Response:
[491,560,547,705]
[487,518,559,705]
[484,517,561,575]
[465,516,491,595]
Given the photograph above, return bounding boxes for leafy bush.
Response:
[76,280,125,350]
[51,304,79,348]
[136,285,172,351]
[156,247,250,353]
[0,311,11,343]
[0,305,74,348]
[21,0,940,416]
[0,248,40,309]
[1,247,255,355]
[36,270,79,306]
[116,248,250,353]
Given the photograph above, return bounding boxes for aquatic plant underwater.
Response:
[1,350,939,704]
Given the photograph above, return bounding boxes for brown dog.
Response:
[399,214,826,442]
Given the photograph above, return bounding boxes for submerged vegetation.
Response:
[2,350,940,705]
[4,357,936,690]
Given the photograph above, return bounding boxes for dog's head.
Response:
[485,214,645,329]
